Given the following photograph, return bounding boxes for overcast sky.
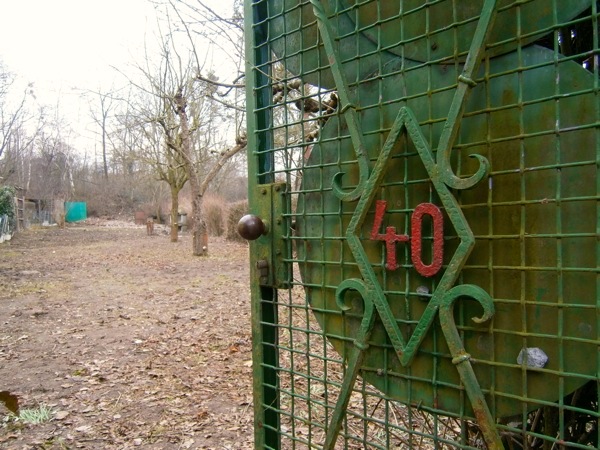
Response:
[0,0,161,96]
[0,0,163,154]
[0,0,236,154]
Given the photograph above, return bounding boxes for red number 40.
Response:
[370,200,444,277]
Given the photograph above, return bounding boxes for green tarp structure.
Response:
[65,202,87,222]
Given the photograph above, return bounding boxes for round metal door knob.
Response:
[237,214,267,241]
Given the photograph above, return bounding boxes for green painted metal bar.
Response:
[438,285,502,449]
[594,0,600,445]
[436,0,499,190]
[245,1,279,448]
[323,279,376,449]
[322,104,503,446]
[309,0,370,202]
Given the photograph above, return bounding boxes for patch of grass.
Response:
[16,404,53,424]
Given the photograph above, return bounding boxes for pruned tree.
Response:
[125,93,190,242]
[123,8,246,255]
[166,0,339,195]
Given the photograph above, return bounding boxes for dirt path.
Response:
[0,221,254,449]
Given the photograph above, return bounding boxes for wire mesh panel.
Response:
[243,1,600,448]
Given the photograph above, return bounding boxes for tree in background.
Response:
[0,61,43,187]
[0,62,28,162]
[86,89,115,181]
[124,3,246,255]
[123,87,190,242]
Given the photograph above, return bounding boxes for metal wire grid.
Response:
[245,1,600,448]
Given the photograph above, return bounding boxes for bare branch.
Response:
[205,94,245,112]
[196,73,245,90]
[199,133,247,196]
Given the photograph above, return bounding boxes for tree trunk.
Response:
[170,185,180,243]
[102,118,109,180]
[175,88,208,256]
[191,193,208,256]
[173,89,246,256]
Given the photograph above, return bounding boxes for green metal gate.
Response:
[242,1,599,448]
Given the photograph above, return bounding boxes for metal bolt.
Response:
[517,347,549,369]
[257,259,269,277]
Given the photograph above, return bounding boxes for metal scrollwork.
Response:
[436,0,498,189]
[310,0,370,202]
[309,0,504,448]
[438,285,502,449]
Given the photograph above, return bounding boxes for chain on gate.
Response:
[242,1,600,448]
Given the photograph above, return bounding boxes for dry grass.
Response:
[204,195,226,236]
[225,200,248,242]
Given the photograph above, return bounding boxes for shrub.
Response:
[0,186,15,218]
[226,200,249,242]
[204,195,225,236]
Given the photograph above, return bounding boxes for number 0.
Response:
[411,203,444,277]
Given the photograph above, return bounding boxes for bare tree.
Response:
[168,0,246,129]
[0,63,29,162]
[0,120,41,189]
[166,0,338,195]
[122,9,246,254]
[30,114,77,201]
[0,62,42,186]
[123,93,190,242]
[86,88,115,180]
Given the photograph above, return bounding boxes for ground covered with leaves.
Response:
[0,220,254,449]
